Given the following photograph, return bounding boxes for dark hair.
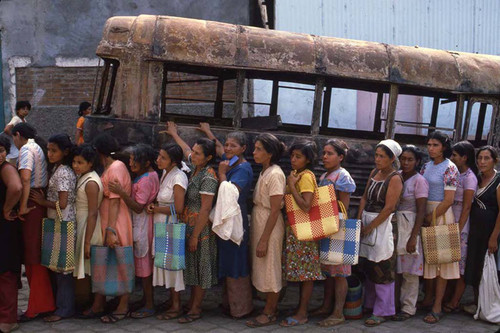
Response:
[195,138,216,162]
[255,133,285,164]
[376,144,395,159]
[15,101,31,111]
[161,143,183,167]
[401,145,423,169]
[93,133,120,157]
[48,134,75,166]
[427,130,453,158]
[73,143,98,167]
[477,145,499,163]
[128,143,156,170]
[0,134,11,155]
[452,141,478,175]
[12,122,36,139]
[78,101,91,116]
[226,131,247,147]
[289,139,318,169]
[325,139,348,158]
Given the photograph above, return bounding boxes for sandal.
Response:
[364,315,386,327]
[246,313,277,328]
[43,315,64,323]
[156,310,183,320]
[309,307,332,318]
[279,316,308,327]
[178,313,202,324]
[100,312,129,324]
[77,308,106,319]
[130,307,155,319]
[443,304,460,314]
[423,311,444,324]
[392,312,413,321]
[317,315,345,327]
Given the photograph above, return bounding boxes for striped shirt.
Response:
[18,139,48,188]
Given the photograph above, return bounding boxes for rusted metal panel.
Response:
[97,15,500,95]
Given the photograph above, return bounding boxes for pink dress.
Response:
[100,160,133,247]
[132,172,159,277]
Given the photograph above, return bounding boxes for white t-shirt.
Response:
[157,167,188,205]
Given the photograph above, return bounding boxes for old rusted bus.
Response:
[86,14,500,213]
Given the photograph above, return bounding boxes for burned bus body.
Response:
[85,14,500,211]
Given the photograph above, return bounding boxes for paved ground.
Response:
[15,277,499,333]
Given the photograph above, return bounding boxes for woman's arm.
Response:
[3,124,13,136]
[105,198,121,248]
[18,169,32,217]
[75,128,83,145]
[338,191,350,214]
[188,193,214,252]
[457,189,474,232]
[84,181,100,259]
[406,197,427,253]
[357,169,376,220]
[150,185,186,216]
[164,121,192,160]
[488,186,500,253]
[287,172,314,212]
[108,180,144,214]
[256,194,283,257]
[197,122,224,158]
[425,189,455,223]
[362,175,403,236]
[30,189,67,210]
[1,164,22,220]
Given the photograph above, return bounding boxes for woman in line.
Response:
[149,144,188,320]
[419,131,459,324]
[314,139,356,327]
[30,134,77,322]
[13,123,55,321]
[72,144,104,313]
[165,121,219,324]
[281,140,324,327]
[464,146,500,312]
[246,133,286,328]
[393,145,428,321]
[0,134,23,333]
[93,133,133,324]
[75,101,91,146]
[358,139,403,327]
[198,123,254,318]
[444,141,477,312]
[108,144,159,318]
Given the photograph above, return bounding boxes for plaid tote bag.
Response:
[154,203,186,271]
[41,201,76,273]
[421,207,461,265]
[91,242,135,296]
[285,170,340,241]
[320,201,361,265]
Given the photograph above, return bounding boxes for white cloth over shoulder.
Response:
[210,181,243,245]
[475,252,500,324]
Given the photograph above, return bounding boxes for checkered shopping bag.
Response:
[154,204,186,271]
[90,245,135,296]
[41,201,76,273]
[320,201,361,265]
[421,208,461,265]
[285,170,339,241]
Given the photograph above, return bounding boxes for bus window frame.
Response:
[95,58,119,115]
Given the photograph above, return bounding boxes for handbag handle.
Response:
[338,200,348,219]
[166,203,178,224]
[55,201,63,222]
[431,207,446,227]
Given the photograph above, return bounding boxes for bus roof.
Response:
[97,14,500,95]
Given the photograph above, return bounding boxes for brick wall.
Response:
[16,66,101,107]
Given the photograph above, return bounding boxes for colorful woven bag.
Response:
[421,208,461,265]
[90,243,135,296]
[41,201,76,273]
[154,204,186,271]
[284,170,339,241]
[319,201,361,265]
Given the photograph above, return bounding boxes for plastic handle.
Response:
[431,207,446,227]
[338,200,348,218]
[55,201,63,222]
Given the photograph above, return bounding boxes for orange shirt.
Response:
[76,116,85,145]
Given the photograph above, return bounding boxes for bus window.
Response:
[277,82,315,126]
[464,102,493,143]
[95,59,119,114]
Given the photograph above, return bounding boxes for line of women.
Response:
[1,120,499,332]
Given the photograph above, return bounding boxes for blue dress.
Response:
[218,161,254,279]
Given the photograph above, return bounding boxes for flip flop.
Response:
[364,315,386,327]
[130,307,155,319]
[100,312,129,324]
[178,313,202,324]
[392,312,413,321]
[246,313,277,328]
[423,311,444,324]
[317,315,345,327]
[156,310,183,320]
[279,316,308,327]
[443,304,460,313]
[77,308,106,319]
[43,315,64,323]
[309,307,333,318]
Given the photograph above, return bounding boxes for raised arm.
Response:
[197,122,224,158]
[163,121,192,160]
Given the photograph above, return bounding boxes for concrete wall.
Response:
[0,0,251,134]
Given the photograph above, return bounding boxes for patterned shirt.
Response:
[47,164,77,221]
[420,158,459,202]
[18,139,48,188]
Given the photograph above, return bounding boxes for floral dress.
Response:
[183,158,219,289]
[283,170,324,282]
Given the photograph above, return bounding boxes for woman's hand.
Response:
[218,160,230,176]
[29,190,46,206]
[146,203,156,214]
[256,238,269,258]
[488,234,498,254]
[105,231,120,248]
[3,207,16,221]
[406,235,417,254]
[84,242,91,259]
[108,180,124,195]
[197,122,211,135]
[361,223,374,238]
[423,214,432,227]
[164,121,178,137]
[287,171,300,189]
[188,235,198,252]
